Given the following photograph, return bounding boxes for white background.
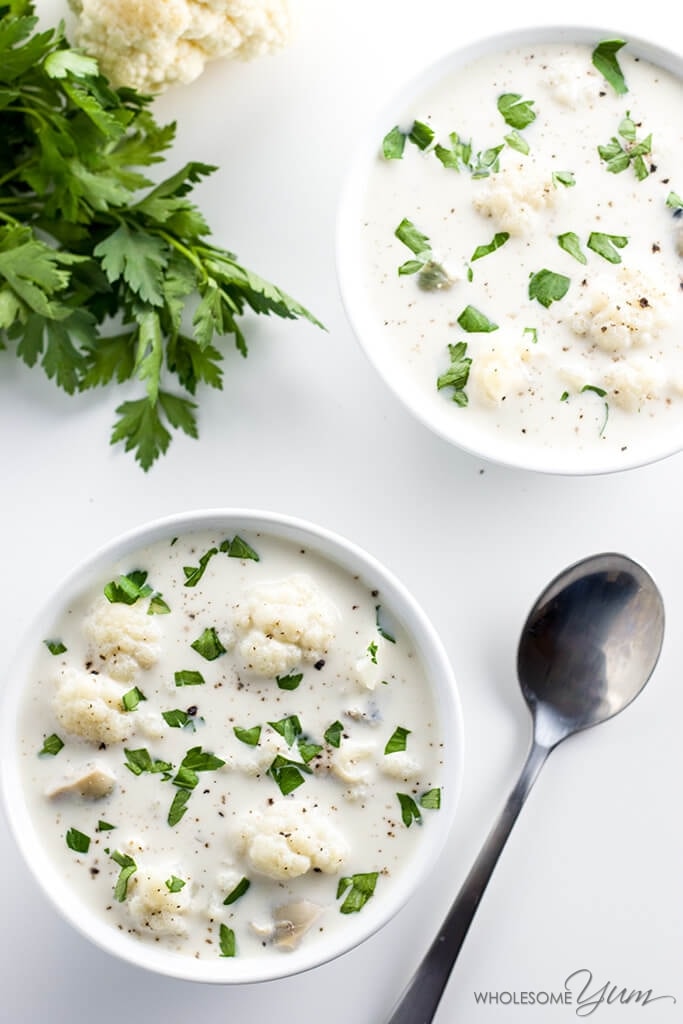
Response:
[1,1,681,1020]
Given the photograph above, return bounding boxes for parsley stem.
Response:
[155,229,208,281]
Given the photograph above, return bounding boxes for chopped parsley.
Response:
[298,741,323,764]
[104,570,151,605]
[96,820,115,832]
[111,850,137,901]
[162,708,197,730]
[167,746,226,825]
[121,686,146,711]
[434,131,504,177]
[394,217,432,275]
[587,231,628,264]
[384,725,410,755]
[220,535,260,561]
[324,720,344,748]
[419,788,442,810]
[183,547,218,587]
[382,125,407,160]
[504,130,530,155]
[336,872,379,914]
[233,724,262,746]
[147,593,171,615]
[174,669,205,687]
[528,269,570,308]
[65,827,90,854]
[523,327,538,344]
[276,671,303,691]
[38,733,64,756]
[123,747,173,776]
[581,384,609,436]
[592,39,628,95]
[165,875,186,893]
[219,923,236,957]
[557,232,587,264]
[267,754,312,796]
[268,714,302,747]
[168,789,191,827]
[367,640,379,664]
[44,639,67,655]
[223,877,250,905]
[397,792,422,828]
[471,232,510,263]
[552,170,576,188]
[190,627,226,661]
[409,120,435,150]
[497,92,536,130]
[457,305,498,333]
[598,112,652,180]
[437,341,472,407]
[666,191,683,212]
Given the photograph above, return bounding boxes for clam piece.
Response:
[273,900,323,950]
[46,763,116,800]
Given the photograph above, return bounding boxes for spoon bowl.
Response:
[386,552,665,1024]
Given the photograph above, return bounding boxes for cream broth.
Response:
[356,40,683,466]
[18,529,445,963]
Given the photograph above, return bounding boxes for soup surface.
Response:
[18,528,445,963]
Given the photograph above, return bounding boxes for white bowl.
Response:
[336,26,683,475]
[0,509,463,984]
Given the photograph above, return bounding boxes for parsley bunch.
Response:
[0,2,323,469]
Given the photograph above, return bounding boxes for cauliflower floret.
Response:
[224,730,290,775]
[470,340,536,404]
[380,751,421,781]
[53,667,130,745]
[84,595,162,682]
[127,863,192,935]
[603,358,665,411]
[354,636,391,691]
[235,799,349,880]
[234,573,338,677]
[542,55,602,109]
[330,739,376,785]
[68,0,293,94]
[472,160,559,236]
[567,266,673,353]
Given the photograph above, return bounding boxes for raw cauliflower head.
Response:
[233,573,339,677]
[235,799,349,880]
[84,595,162,682]
[566,265,674,353]
[68,0,293,94]
[53,666,130,745]
[127,863,192,935]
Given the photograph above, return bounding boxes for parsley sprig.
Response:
[0,4,323,470]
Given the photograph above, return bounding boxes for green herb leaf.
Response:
[504,130,530,155]
[44,639,67,655]
[419,788,441,810]
[497,93,536,130]
[223,877,250,905]
[587,231,628,264]
[298,742,323,764]
[123,747,173,776]
[121,686,146,712]
[165,875,186,893]
[592,39,628,95]
[104,570,151,605]
[552,170,576,188]
[268,715,303,747]
[177,746,225,774]
[96,820,115,832]
[148,593,171,615]
[409,120,435,151]
[367,640,379,664]
[162,708,196,730]
[324,720,343,748]
[471,232,510,263]
[557,232,587,264]
[276,671,303,691]
[267,754,311,795]
[190,627,226,661]
[382,125,406,160]
[385,726,411,755]
[395,218,431,258]
[66,827,90,854]
[523,327,538,344]
[581,384,608,398]
[336,872,379,914]
[175,669,205,687]
[111,850,137,901]
[233,724,262,746]
[167,788,191,826]
[38,733,64,756]
[397,792,422,828]
[666,191,683,211]
[222,535,260,561]
[456,305,498,333]
[436,341,472,407]
[528,269,570,308]
[219,923,236,957]
[183,547,218,587]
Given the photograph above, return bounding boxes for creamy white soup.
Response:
[18,528,445,962]
[354,39,683,465]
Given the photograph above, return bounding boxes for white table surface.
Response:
[2,1,681,1020]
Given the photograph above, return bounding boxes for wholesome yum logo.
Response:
[473,969,677,1017]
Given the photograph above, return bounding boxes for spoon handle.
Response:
[385,739,551,1024]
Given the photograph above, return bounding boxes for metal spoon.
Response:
[386,552,665,1024]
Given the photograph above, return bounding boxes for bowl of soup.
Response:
[336,26,683,474]
[0,509,463,983]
